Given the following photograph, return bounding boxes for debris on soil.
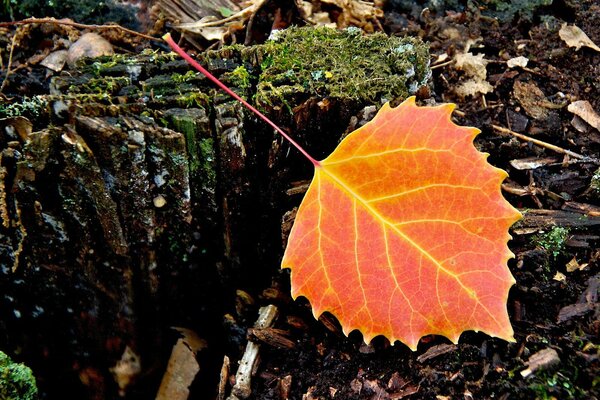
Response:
[1,1,600,399]
[559,24,600,52]
[520,348,561,378]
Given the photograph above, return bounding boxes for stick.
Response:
[0,17,159,42]
[228,305,279,399]
[491,124,596,162]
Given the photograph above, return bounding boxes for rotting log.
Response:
[0,27,430,398]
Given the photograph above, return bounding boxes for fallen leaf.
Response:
[565,257,588,272]
[454,52,493,98]
[0,116,32,142]
[567,100,600,131]
[513,81,549,120]
[553,271,566,282]
[557,303,595,323]
[40,49,69,72]
[510,156,560,170]
[67,33,114,68]
[559,24,600,52]
[282,97,521,350]
[455,52,488,80]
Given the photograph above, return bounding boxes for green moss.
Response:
[590,167,600,193]
[198,138,216,186]
[535,226,570,258]
[252,26,430,110]
[176,91,211,109]
[80,76,131,95]
[0,351,38,400]
[228,66,252,91]
[171,71,198,84]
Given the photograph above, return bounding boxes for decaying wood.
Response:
[0,28,430,398]
[514,206,600,235]
[229,305,278,399]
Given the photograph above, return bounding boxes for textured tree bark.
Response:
[0,28,430,398]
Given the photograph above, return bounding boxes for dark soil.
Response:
[1,0,599,399]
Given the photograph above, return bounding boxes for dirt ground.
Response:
[1,0,599,399]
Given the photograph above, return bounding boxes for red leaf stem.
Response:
[162,33,320,167]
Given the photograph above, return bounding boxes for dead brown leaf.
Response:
[513,81,549,120]
[567,100,600,131]
[559,24,600,52]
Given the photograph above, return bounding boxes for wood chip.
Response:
[507,56,528,69]
[559,24,600,52]
[417,344,457,363]
[520,348,560,378]
[156,338,201,400]
[510,156,560,170]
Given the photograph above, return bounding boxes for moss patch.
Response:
[0,351,38,400]
[253,27,430,109]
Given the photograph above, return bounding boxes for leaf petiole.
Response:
[162,33,320,167]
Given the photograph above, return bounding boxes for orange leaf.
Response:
[282,97,521,350]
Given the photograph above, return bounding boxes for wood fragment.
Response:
[0,17,159,41]
[520,348,560,378]
[156,338,201,400]
[512,208,600,235]
[492,124,597,163]
[217,356,230,400]
[278,375,292,400]
[416,344,457,363]
[229,305,279,399]
[248,327,295,349]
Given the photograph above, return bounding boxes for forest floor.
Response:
[1,0,599,399]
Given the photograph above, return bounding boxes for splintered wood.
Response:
[228,304,279,399]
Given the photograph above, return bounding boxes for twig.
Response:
[228,305,278,400]
[0,17,160,42]
[430,59,454,70]
[491,124,597,163]
[217,355,230,400]
[0,26,18,94]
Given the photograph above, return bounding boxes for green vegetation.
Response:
[228,66,252,92]
[590,167,600,193]
[528,370,588,400]
[0,95,48,118]
[252,26,430,110]
[0,351,38,400]
[535,226,570,258]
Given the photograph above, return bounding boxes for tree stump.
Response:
[0,27,430,398]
